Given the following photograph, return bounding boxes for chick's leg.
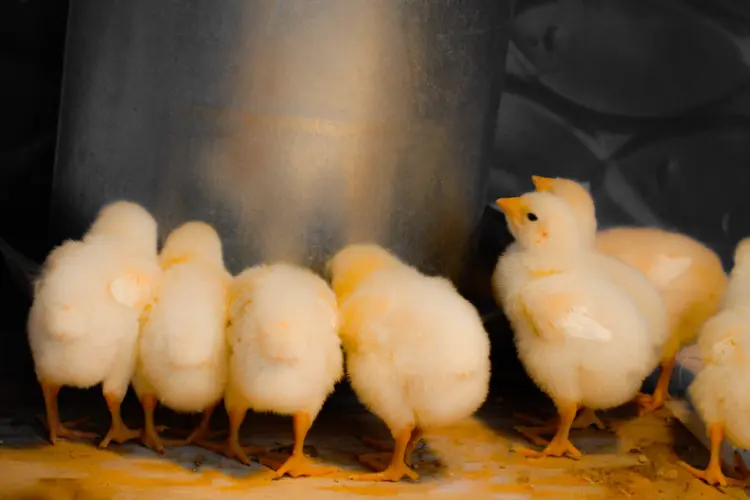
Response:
[259,412,339,478]
[99,392,141,449]
[636,357,674,416]
[679,423,747,487]
[515,401,582,460]
[140,393,164,454]
[41,382,97,444]
[361,428,423,465]
[514,407,606,447]
[180,404,223,445]
[195,408,266,465]
[351,425,420,482]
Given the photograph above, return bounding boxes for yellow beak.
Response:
[496,197,526,225]
[531,175,555,192]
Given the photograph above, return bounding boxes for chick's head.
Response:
[160,221,224,270]
[496,191,583,254]
[327,243,403,302]
[532,175,596,247]
[85,200,158,254]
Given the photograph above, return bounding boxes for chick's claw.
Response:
[261,453,339,479]
[99,424,141,449]
[195,437,266,466]
[678,460,745,488]
[349,461,419,482]
[53,423,98,443]
[514,437,582,460]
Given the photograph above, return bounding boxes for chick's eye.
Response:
[527,212,538,222]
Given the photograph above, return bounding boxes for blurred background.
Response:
[2,0,750,411]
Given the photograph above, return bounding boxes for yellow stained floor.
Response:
[0,398,743,500]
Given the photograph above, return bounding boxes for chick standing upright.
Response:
[532,176,727,415]
[133,221,231,453]
[494,192,657,459]
[208,263,342,478]
[28,201,160,447]
[328,244,491,482]
[679,238,750,488]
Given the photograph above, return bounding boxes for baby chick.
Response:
[679,238,750,488]
[132,221,231,453]
[532,175,727,415]
[494,192,657,459]
[328,244,491,482]
[204,263,342,478]
[28,201,160,447]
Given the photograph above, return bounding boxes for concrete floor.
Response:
[0,387,744,500]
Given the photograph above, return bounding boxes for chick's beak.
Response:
[531,175,555,192]
[496,197,526,225]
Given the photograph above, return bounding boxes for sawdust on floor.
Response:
[0,401,744,500]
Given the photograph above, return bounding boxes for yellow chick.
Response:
[328,244,491,482]
[205,263,342,478]
[27,201,160,447]
[495,193,657,459]
[132,221,231,453]
[679,238,750,488]
[532,175,728,415]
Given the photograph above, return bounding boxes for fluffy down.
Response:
[28,200,160,446]
[228,263,342,417]
[494,192,657,459]
[329,243,491,481]
[681,239,750,487]
[135,264,229,410]
[341,269,491,431]
[532,176,727,414]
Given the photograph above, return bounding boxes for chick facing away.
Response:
[678,238,750,488]
[27,200,160,448]
[132,221,231,454]
[494,192,657,460]
[200,262,343,479]
[328,244,491,482]
[532,175,727,415]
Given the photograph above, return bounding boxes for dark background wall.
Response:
[2,0,750,405]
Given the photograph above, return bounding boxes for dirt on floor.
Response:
[0,389,745,500]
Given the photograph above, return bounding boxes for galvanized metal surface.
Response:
[50,0,510,277]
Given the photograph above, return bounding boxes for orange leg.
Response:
[636,357,674,416]
[361,428,423,465]
[140,393,165,454]
[678,423,747,488]
[514,407,606,447]
[40,382,97,444]
[195,408,266,465]
[99,392,141,449]
[259,412,339,478]
[514,401,582,460]
[350,425,420,482]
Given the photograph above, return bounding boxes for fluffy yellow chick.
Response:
[28,201,160,447]
[495,192,657,459]
[532,175,728,415]
[328,244,491,482]
[132,221,231,454]
[679,238,750,488]
[204,263,342,478]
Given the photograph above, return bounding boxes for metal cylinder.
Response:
[50,0,510,277]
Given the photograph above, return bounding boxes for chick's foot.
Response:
[514,436,582,460]
[195,437,266,466]
[350,453,419,482]
[260,452,339,478]
[99,423,141,449]
[678,460,746,488]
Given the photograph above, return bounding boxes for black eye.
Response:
[527,213,538,222]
